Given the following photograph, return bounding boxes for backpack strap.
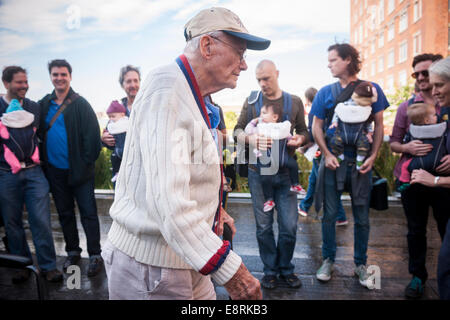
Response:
[46,92,79,132]
[282,91,292,121]
[324,79,363,129]
[247,90,292,122]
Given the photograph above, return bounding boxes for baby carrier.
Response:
[406,122,447,174]
[0,99,39,174]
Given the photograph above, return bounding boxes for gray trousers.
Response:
[102,240,216,300]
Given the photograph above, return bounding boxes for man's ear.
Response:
[199,35,213,59]
[2,81,9,91]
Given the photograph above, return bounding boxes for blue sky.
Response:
[0,0,350,112]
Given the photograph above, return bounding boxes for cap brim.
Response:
[223,30,270,50]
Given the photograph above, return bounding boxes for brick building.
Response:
[350,0,450,94]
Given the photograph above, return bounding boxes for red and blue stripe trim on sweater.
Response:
[199,240,231,275]
[176,55,224,235]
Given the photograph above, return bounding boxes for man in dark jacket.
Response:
[38,59,103,277]
[0,66,62,283]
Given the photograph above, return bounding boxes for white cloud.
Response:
[0,32,34,57]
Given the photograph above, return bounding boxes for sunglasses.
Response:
[411,70,429,79]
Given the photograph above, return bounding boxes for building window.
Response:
[378,56,385,73]
[399,70,407,87]
[387,75,394,92]
[388,23,395,41]
[399,10,408,33]
[387,0,395,14]
[378,31,384,48]
[379,0,385,23]
[359,24,363,43]
[399,40,408,63]
[414,0,422,22]
[371,39,376,54]
[371,60,376,76]
[413,31,422,55]
[388,49,395,68]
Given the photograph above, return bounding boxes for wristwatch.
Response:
[434,176,441,185]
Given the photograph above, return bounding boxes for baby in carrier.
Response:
[0,99,40,174]
[398,103,447,191]
[245,104,305,212]
[106,100,129,183]
[329,81,377,170]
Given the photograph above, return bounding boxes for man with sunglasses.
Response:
[390,53,446,299]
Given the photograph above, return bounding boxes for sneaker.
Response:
[316,258,333,282]
[404,276,424,299]
[290,185,307,195]
[261,275,277,289]
[63,255,81,270]
[336,220,348,226]
[263,200,275,212]
[42,269,63,283]
[12,269,31,284]
[297,204,308,217]
[280,273,302,288]
[87,256,104,277]
[354,264,375,289]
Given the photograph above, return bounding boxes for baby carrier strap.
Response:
[247,90,292,123]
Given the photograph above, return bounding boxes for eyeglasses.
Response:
[210,35,247,63]
[411,70,429,79]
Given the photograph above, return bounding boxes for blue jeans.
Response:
[0,166,57,271]
[46,164,101,257]
[322,166,371,266]
[248,167,298,276]
[299,158,346,220]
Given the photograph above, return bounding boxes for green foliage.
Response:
[95,147,113,190]
[373,141,400,195]
[224,111,238,132]
[387,83,414,107]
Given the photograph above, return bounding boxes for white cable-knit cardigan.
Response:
[107,61,242,285]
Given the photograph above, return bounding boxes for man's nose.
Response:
[240,59,248,71]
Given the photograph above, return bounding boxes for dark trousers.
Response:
[401,184,450,283]
[438,219,450,299]
[46,164,101,257]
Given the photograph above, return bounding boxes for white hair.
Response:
[184,30,224,54]
[429,56,450,81]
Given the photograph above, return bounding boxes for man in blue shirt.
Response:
[311,43,389,288]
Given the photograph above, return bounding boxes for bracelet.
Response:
[434,176,440,185]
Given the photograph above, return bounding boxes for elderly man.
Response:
[102,7,270,300]
[234,60,308,289]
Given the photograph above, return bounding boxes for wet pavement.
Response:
[0,194,442,300]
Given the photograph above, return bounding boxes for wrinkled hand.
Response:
[102,130,116,147]
[224,263,262,300]
[359,155,375,174]
[436,155,450,175]
[325,153,340,170]
[217,207,236,238]
[411,169,435,187]
[405,140,433,156]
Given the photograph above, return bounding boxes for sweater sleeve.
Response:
[137,83,241,285]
